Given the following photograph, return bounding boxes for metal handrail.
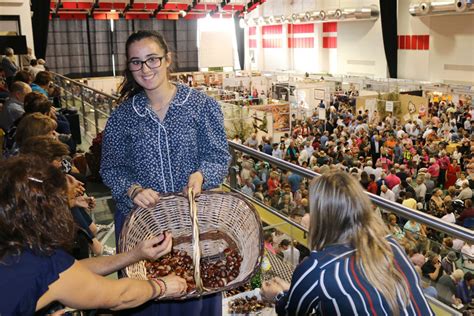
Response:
[224,184,309,233]
[53,72,119,101]
[229,141,474,243]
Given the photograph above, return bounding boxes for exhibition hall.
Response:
[0,0,473,315]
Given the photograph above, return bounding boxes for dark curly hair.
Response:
[0,155,75,260]
[118,30,172,103]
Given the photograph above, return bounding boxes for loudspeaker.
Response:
[0,36,27,54]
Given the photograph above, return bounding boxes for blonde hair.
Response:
[309,170,409,314]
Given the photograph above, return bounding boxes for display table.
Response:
[223,289,276,316]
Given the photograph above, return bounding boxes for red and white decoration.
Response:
[398,35,430,50]
[322,22,337,49]
[261,25,283,48]
[288,23,314,49]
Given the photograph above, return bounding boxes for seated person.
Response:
[0,156,187,314]
[441,251,459,276]
[0,81,31,131]
[456,272,474,304]
[422,252,444,282]
[436,269,464,306]
[20,135,111,257]
[414,266,437,299]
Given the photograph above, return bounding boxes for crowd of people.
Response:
[233,93,473,307]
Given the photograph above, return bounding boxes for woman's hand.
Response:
[261,277,290,302]
[159,274,188,298]
[134,232,173,261]
[184,171,204,197]
[66,174,85,196]
[133,188,160,208]
[73,196,95,210]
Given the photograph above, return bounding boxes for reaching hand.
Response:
[73,196,95,210]
[261,277,290,302]
[135,232,173,261]
[159,274,188,298]
[184,171,204,197]
[66,174,85,196]
[133,188,160,208]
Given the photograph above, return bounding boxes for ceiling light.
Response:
[179,10,187,17]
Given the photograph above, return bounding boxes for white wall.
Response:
[241,0,474,84]
[245,0,387,77]
[397,0,431,81]
[428,14,474,85]
[337,19,387,78]
[397,0,474,84]
[0,0,34,54]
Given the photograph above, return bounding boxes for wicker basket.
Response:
[119,191,264,299]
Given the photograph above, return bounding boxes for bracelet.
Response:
[128,184,143,200]
[151,278,167,299]
[131,187,144,201]
[159,278,168,297]
[148,279,158,299]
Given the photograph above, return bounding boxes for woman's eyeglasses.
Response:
[128,56,165,72]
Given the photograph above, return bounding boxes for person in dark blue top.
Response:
[261,170,433,315]
[100,30,230,316]
[0,156,187,315]
[456,272,474,304]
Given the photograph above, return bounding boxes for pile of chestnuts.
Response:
[224,283,252,298]
[227,296,272,314]
[145,247,242,293]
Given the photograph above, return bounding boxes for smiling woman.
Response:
[100,30,231,316]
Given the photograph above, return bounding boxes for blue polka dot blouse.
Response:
[100,83,231,222]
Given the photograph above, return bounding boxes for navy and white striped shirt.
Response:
[276,236,434,316]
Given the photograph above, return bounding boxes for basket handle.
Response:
[188,188,204,293]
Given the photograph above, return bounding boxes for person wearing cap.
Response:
[441,251,459,275]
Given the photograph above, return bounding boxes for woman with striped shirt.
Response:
[261,170,433,315]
